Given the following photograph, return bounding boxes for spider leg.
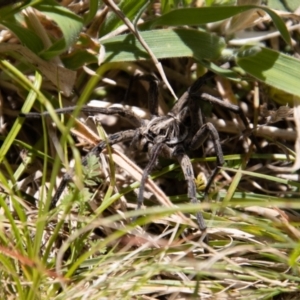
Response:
[173,146,207,235]
[197,92,262,152]
[171,72,215,116]
[180,71,249,131]
[137,74,159,116]
[21,106,144,128]
[136,143,164,210]
[195,93,249,129]
[50,129,137,210]
[187,72,250,131]
[147,77,159,117]
[190,122,224,198]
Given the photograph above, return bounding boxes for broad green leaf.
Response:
[236,46,300,97]
[0,5,44,52]
[267,0,299,12]
[151,5,291,45]
[33,0,83,57]
[62,49,98,70]
[100,0,148,36]
[102,29,225,63]
[1,19,44,52]
[62,33,100,69]
[41,39,66,60]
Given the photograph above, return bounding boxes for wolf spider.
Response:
[23,72,249,242]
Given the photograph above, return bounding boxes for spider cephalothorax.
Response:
[22,71,249,244]
[140,114,188,147]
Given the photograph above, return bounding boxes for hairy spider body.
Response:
[23,72,249,243]
[138,115,187,151]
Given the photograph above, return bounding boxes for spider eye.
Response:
[159,129,166,135]
[147,130,156,141]
[179,124,187,135]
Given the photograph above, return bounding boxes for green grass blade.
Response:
[0,66,41,164]
[102,28,225,62]
[34,0,83,58]
[0,1,27,19]
[0,136,53,162]
[0,252,25,299]
[150,5,291,45]
[0,59,70,138]
[222,166,300,189]
[1,19,44,52]
[0,177,26,256]
[100,0,148,36]
[83,0,99,24]
[236,46,300,97]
